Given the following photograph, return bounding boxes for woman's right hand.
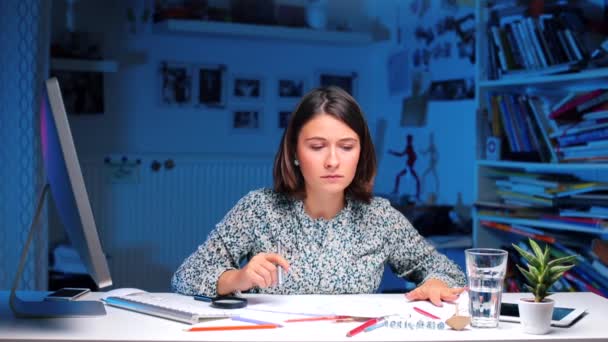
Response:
[218,253,290,294]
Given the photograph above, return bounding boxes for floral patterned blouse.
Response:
[172,188,466,296]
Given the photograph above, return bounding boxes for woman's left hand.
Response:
[405,278,465,307]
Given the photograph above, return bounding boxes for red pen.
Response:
[413,306,440,320]
[346,317,385,337]
[285,315,351,323]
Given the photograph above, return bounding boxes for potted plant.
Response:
[512,238,577,334]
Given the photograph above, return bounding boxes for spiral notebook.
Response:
[103,291,235,324]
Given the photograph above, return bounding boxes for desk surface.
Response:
[1,291,607,342]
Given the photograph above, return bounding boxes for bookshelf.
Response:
[474,0,608,295]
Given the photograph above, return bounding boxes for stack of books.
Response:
[485,89,608,163]
[486,2,589,80]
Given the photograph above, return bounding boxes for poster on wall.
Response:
[318,71,357,97]
[278,77,307,98]
[195,64,227,108]
[232,76,264,99]
[232,109,262,131]
[159,61,192,106]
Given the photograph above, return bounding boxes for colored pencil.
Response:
[188,324,280,332]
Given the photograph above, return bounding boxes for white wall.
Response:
[369,0,476,205]
[52,0,476,205]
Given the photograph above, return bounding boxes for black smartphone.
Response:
[44,288,91,301]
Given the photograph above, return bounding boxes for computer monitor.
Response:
[9,77,112,318]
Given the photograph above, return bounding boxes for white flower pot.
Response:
[518,298,554,334]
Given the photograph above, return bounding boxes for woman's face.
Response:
[296,113,360,197]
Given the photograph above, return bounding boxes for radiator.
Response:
[79,155,273,291]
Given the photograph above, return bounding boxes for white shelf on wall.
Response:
[50,58,119,72]
[476,160,608,172]
[154,19,375,45]
[478,67,608,90]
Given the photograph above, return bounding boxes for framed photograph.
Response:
[159,61,193,106]
[278,110,292,129]
[278,77,307,98]
[195,64,227,108]
[232,109,262,131]
[51,70,104,114]
[318,71,357,97]
[232,76,263,99]
[429,78,472,101]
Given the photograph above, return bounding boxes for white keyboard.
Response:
[104,292,233,324]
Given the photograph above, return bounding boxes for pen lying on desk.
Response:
[346,316,387,337]
[285,315,352,322]
[188,324,280,332]
[414,306,440,320]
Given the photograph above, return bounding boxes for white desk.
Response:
[1,291,607,342]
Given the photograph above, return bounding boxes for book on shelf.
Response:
[554,193,608,208]
[592,239,608,265]
[485,2,592,81]
[549,89,608,120]
[556,126,608,147]
[591,258,608,278]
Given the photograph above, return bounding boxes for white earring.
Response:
[294,159,300,166]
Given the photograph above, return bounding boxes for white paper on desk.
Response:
[244,295,415,318]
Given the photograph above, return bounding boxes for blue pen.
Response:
[364,320,386,332]
[232,316,282,327]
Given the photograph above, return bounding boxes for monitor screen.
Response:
[41,77,112,290]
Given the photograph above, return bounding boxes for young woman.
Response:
[172,86,465,306]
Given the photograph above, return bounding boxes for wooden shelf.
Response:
[50,58,119,72]
[154,19,375,45]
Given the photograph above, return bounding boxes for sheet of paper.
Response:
[242,294,463,319]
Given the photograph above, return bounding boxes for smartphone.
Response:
[44,288,91,301]
[500,302,586,327]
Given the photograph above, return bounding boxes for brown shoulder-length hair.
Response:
[273,86,377,203]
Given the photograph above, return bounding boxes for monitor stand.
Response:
[9,184,106,318]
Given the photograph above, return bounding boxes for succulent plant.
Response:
[512,238,577,303]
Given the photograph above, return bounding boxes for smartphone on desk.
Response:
[500,302,586,327]
[44,287,90,301]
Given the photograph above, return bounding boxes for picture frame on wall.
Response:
[232,76,263,99]
[278,110,292,129]
[278,77,307,98]
[232,109,262,131]
[159,61,193,106]
[318,71,357,97]
[195,64,227,108]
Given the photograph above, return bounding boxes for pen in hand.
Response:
[277,241,284,286]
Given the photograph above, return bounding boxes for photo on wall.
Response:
[232,109,262,131]
[159,61,192,106]
[51,70,104,114]
[428,78,474,100]
[278,77,307,98]
[195,64,227,108]
[278,110,292,129]
[232,76,263,99]
[318,71,357,97]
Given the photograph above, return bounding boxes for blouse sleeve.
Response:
[381,201,466,288]
[171,190,265,296]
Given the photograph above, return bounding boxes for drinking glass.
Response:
[465,248,508,328]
